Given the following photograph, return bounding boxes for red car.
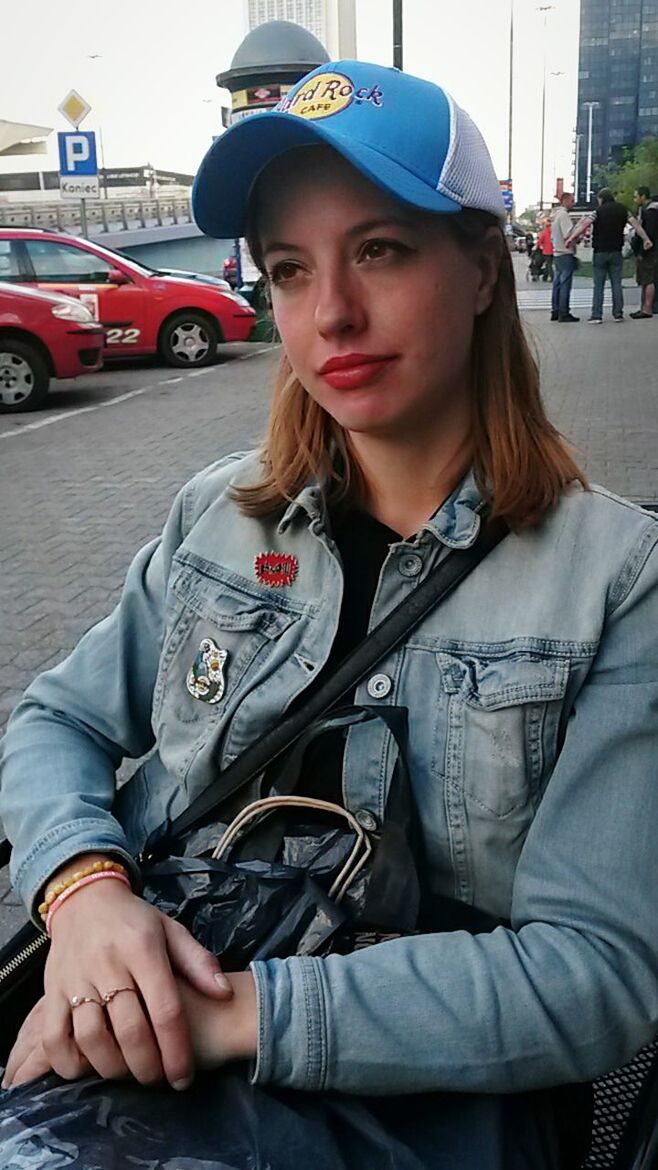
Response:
[0,281,104,413]
[0,229,256,368]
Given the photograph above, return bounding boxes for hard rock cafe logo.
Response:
[275,71,384,121]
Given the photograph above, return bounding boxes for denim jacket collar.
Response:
[277,467,485,548]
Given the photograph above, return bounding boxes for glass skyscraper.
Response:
[577,0,658,199]
[246,0,357,58]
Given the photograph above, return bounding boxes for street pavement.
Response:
[1,289,657,938]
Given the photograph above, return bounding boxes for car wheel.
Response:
[159,312,220,368]
[0,339,49,413]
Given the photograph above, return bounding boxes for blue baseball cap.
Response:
[193,60,506,238]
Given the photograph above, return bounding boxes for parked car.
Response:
[108,249,232,291]
[0,281,104,413]
[0,229,256,369]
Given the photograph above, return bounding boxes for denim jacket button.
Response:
[355,808,378,832]
[399,553,423,578]
[367,673,392,699]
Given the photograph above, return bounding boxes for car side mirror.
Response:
[108,268,131,286]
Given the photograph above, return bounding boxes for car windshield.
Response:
[85,241,159,277]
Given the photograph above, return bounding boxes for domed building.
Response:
[217,21,330,123]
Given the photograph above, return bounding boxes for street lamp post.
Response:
[573,132,584,201]
[393,0,403,70]
[87,54,108,199]
[537,5,555,211]
[584,101,600,204]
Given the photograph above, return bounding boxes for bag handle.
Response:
[211,794,374,904]
[141,513,509,861]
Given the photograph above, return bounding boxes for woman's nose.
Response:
[314,271,367,338]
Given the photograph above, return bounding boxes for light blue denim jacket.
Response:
[2,451,658,1097]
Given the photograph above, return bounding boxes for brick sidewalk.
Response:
[526,313,658,502]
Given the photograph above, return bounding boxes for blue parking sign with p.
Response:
[58,131,97,176]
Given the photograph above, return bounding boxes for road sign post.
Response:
[58,130,98,236]
[58,91,95,238]
[499,179,514,216]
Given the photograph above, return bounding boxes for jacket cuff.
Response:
[11,818,139,928]
[249,957,329,1090]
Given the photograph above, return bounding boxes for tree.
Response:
[518,207,539,227]
[593,138,658,210]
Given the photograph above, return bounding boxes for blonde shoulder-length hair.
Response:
[232,207,586,529]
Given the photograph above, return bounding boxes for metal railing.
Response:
[0,195,194,236]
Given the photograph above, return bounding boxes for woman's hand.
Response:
[5,875,233,1091]
[3,972,258,1089]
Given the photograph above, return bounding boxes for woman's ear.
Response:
[474,227,503,317]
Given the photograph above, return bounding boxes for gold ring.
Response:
[70,994,103,1009]
[102,987,137,1005]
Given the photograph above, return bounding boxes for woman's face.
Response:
[257,147,498,443]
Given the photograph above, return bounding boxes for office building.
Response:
[246,0,357,58]
[576,0,658,199]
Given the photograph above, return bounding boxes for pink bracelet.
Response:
[45,870,131,936]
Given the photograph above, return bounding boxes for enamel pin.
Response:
[254,551,299,588]
[186,637,227,704]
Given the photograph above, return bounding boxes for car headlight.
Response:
[51,301,95,323]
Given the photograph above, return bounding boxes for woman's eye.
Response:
[269,261,301,285]
[359,239,405,263]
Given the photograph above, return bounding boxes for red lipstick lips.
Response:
[318,352,397,390]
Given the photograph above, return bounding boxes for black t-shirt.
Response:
[269,508,402,805]
[592,200,628,253]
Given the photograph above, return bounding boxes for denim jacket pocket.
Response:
[437,652,570,819]
[152,558,301,776]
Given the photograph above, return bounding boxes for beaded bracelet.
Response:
[45,871,132,937]
[38,859,129,921]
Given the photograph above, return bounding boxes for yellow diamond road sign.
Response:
[58,90,91,129]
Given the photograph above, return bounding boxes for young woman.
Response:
[1,61,658,1169]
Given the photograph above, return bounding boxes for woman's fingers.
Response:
[42,991,90,1082]
[163,914,233,999]
[6,1046,55,1089]
[104,988,163,1085]
[71,996,130,1082]
[2,999,46,1087]
[131,948,194,1089]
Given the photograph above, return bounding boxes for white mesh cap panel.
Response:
[437,95,506,219]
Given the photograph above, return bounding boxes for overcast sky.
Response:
[3,0,580,214]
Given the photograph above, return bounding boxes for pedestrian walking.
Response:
[2,59,658,1170]
[550,193,580,321]
[536,222,554,281]
[630,186,658,320]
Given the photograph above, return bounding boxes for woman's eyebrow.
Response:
[262,241,303,260]
[262,217,416,260]
[346,216,416,237]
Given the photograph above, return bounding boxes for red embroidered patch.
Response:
[254,552,299,587]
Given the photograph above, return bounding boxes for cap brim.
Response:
[192,110,462,239]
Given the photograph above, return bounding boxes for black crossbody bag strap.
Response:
[140,513,509,861]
